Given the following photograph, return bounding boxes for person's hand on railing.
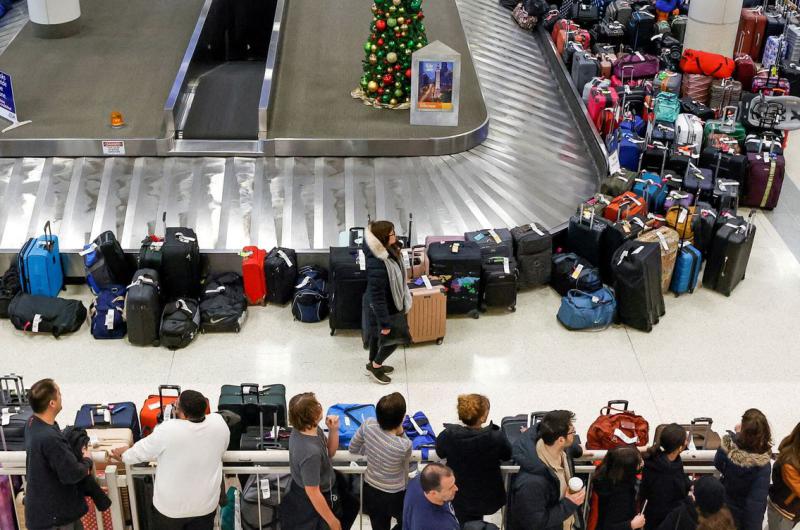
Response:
[109,447,127,466]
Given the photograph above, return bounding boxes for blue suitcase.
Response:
[326,403,376,449]
[632,173,663,212]
[670,243,702,295]
[74,402,142,441]
[18,221,63,297]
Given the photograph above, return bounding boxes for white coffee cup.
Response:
[568,477,584,493]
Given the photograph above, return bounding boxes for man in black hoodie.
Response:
[24,379,93,530]
[507,410,585,530]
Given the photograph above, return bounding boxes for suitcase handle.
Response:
[607,399,629,410]
[240,383,261,397]
[43,221,54,252]
[692,417,713,425]
[530,411,548,426]
[0,375,26,405]
[158,385,181,411]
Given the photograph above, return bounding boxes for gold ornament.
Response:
[386,51,398,63]
[371,44,377,53]
[390,98,398,105]
[397,16,405,25]
[392,0,402,5]
[389,5,397,12]
[368,81,378,92]
[371,4,378,13]
[400,23,408,31]
[416,42,423,49]
[405,48,412,55]
[369,53,377,65]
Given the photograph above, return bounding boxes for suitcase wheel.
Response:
[436,338,444,345]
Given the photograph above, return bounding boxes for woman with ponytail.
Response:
[767,421,800,530]
[640,423,692,530]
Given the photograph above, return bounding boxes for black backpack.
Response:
[199,272,247,333]
[160,299,200,349]
[0,258,21,318]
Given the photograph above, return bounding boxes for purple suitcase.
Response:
[742,152,785,209]
[0,475,17,530]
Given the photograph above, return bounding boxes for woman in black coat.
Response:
[592,446,646,530]
[363,221,411,385]
[714,409,773,530]
[657,476,737,530]
[435,394,512,525]
[640,423,692,530]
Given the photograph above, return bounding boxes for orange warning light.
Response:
[110,111,125,128]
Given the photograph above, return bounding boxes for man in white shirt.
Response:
[111,390,229,529]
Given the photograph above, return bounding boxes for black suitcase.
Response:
[126,269,161,346]
[239,425,292,451]
[680,98,716,120]
[92,230,133,286]
[572,2,600,27]
[218,383,287,429]
[161,227,201,299]
[779,60,800,97]
[692,203,719,257]
[265,247,298,304]
[627,9,656,52]
[611,240,665,332]
[511,223,552,255]
[481,257,518,311]
[712,179,741,212]
[427,241,482,317]
[464,228,513,259]
[160,298,200,349]
[600,214,647,283]
[329,247,368,335]
[8,294,87,337]
[567,212,610,267]
[700,148,749,188]
[200,272,247,333]
[551,253,603,296]
[516,250,552,287]
[0,374,32,451]
[0,259,20,319]
[703,212,756,296]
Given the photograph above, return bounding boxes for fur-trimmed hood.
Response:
[721,434,772,468]
[365,225,390,261]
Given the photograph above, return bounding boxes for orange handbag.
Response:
[679,49,736,79]
[586,400,650,449]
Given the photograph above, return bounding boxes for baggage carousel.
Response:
[0,0,607,271]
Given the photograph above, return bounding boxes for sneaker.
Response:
[379,365,394,374]
[365,364,391,385]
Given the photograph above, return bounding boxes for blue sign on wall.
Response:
[0,71,18,123]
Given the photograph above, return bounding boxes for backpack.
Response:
[199,272,247,333]
[160,298,200,350]
[90,286,127,339]
[291,266,329,323]
[586,400,650,449]
[402,411,438,459]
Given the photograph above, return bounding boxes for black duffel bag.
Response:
[550,253,603,296]
[199,272,247,333]
[160,299,200,350]
[0,258,21,318]
[8,294,87,337]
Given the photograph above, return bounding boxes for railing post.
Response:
[104,465,126,530]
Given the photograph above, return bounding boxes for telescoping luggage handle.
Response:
[602,399,629,414]
[0,374,26,406]
[158,385,181,417]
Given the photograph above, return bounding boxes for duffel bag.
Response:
[327,403,376,448]
[679,49,735,79]
[586,400,650,449]
[200,272,247,333]
[556,288,616,331]
[551,253,603,296]
[8,294,87,337]
[403,411,438,459]
[0,260,21,319]
[90,286,127,339]
[160,299,200,350]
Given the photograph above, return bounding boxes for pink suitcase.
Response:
[402,245,427,281]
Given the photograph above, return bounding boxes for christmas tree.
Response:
[352,0,428,109]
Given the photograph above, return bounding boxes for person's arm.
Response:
[324,420,339,459]
[43,435,93,486]
[516,478,580,529]
[742,465,770,530]
[304,485,341,530]
[367,264,391,330]
[348,424,366,456]
[120,425,168,465]
[713,447,725,474]
[782,464,800,499]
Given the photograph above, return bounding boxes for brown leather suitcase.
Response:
[599,53,616,77]
[406,281,446,345]
[736,8,767,59]
[653,418,722,450]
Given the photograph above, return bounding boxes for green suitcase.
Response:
[703,106,746,145]
[218,383,287,429]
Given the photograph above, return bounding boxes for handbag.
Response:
[586,400,650,449]
[378,312,411,348]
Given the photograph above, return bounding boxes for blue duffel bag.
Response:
[90,286,127,339]
[557,287,617,331]
[327,403,376,448]
[403,411,437,459]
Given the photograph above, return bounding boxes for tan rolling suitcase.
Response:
[653,418,722,450]
[406,280,446,345]
[637,226,680,293]
[402,245,427,281]
[86,428,133,472]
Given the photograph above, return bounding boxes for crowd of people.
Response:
[20,379,800,530]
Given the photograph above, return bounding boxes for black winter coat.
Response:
[656,499,700,530]
[507,424,583,530]
[714,435,772,530]
[593,475,639,530]
[363,228,402,336]
[435,423,512,517]
[62,426,111,511]
[640,451,691,530]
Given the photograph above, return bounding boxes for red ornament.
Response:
[405,68,412,79]
[394,64,401,71]
[378,87,385,95]
[377,38,385,46]
[382,73,394,85]
[417,11,424,21]
[376,19,387,31]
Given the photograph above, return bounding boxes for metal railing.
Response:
[0,449,720,530]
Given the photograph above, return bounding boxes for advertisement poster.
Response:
[416,60,454,112]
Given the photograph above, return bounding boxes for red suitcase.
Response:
[140,385,210,437]
[241,246,267,305]
[734,54,757,91]
[742,152,785,209]
[736,8,767,59]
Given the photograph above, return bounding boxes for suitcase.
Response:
[703,212,756,296]
[601,169,637,197]
[751,72,791,95]
[160,298,200,350]
[567,211,609,267]
[239,424,291,451]
[736,7,767,60]
[572,52,600,94]
[681,74,713,104]
[199,272,247,333]
[627,9,656,51]
[140,385,210,438]
[85,428,134,472]
[552,19,580,42]
[604,192,647,222]
[675,113,704,151]
[671,14,687,42]
[579,194,612,217]
[75,402,142,442]
[84,230,132,290]
[241,246,267,305]
[701,147,749,188]
[551,252,603,296]
[654,70,682,95]
[703,108,746,146]
[0,260,20,319]
[692,203,719,257]
[745,133,784,155]
[161,227,201,300]
[742,151,785,209]
[764,10,787,42]
[424,235,465,274]
[481,257,518,311]
[426,241,482,317]
[125,269,161,347]
[712,178,741,212]
[89,286,127,340]
[653,418,722,450]
[762,35,785,68]
[709,79,743,115]
[651,121,677,145]
[607,132,645,171]
[328,247,368,334]
[402,245,427,281]
[0,375,32,451]
[734,54,757,91]
[637,226,680,292]
[18,221,63,297]
[511,223,553,287]
[8,294,87,337]
[218,383,287,429]
[632,173,664,211]
[406,280,447,344]
[663,190,694,213]
[604,0,631,25]
[670,242,702,295]
[572,2,600,27]
[464,228,514,259]
[600,214,647,283]
[611,240,665,332]
[666,205,696,240]
[779,60,800,97]
[265,247,298,305]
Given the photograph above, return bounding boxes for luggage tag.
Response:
[656,232,669,251]
[571,264,584,279]
[488,229,502,244]
[277,250,294,267]
[105,310,115,330]
[616,250,629,266]
[32,314,42,333]
[78,243,98,257]
[421,275,433,290]
[451,243,460,253]
[473,233,486,241]
[503,258,510,274]
[632,245,645,255]
[260,477,271,500]
[678,208,688,225]
[529,223,545,236]
[357,249,366,271]
[608,150,621,174]
[1,408,10,426]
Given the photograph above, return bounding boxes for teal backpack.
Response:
[654,92,681,124]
